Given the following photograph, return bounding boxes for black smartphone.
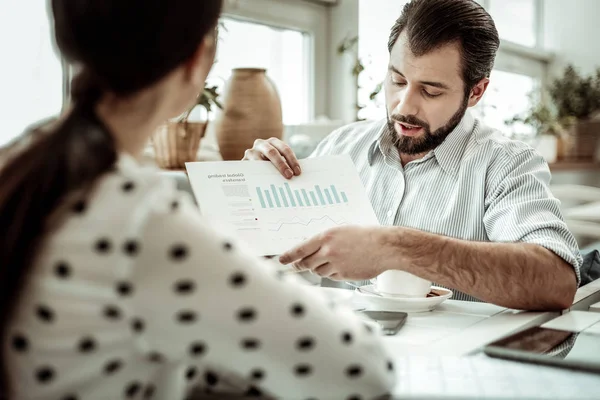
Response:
[484,326,600,374]
[359,310,408,335]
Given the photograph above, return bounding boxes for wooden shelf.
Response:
[549,161,600,171]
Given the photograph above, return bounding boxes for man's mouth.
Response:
[394,121,423,137]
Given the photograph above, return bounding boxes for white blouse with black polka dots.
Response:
[5,154,396,400]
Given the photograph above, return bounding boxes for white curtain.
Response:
[0,0,63,146]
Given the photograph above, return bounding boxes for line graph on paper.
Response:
[267,215,347,232]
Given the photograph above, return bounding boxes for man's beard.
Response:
[385,96,469,155]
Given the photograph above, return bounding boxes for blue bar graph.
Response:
[255,184,349,209]
[256,188,266,208]
[294,190,304,207]
[279,188,289,207]
[264,190,274,207]
[330,185,340,203]
[270,184,281,208]
[284,183,297,207]
[324,189,333,205]
[315,185,325,205]
[301,189,311,206]
[310,191,318,206]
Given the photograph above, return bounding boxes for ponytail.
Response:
[0,70,117,394]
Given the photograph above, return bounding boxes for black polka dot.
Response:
[12,334,28,352]
[346,365,363,379]
[387,360,394,372]
[123,240,140,257]
[250,368,265,381]
[241,338,261,351]
[104,359,123,375]
[291,303,305,318]
[35,366,55,383]
[144,384,155,399]
[174,280,195,295]
[294,364,312,377]
[78,337,96,353]
[131,318,145,334]
[223,242,233,251]
[122,181,136,193]
[72,200,86,214]
[296,337,315,351]
[169,244,188,261]
[148,352,164,363]
[229,272,247,288]
[125,381,142,398]
[341,331,353,345]
[237,307,257,323]
[62,394,78,400]
[347,396,362,400]
[189,342,206,357]
[116,281,133,297]
[36,305,54,323]
[95,238,112,254]
[103,305,122,321]
[54,261,71,279]
[171,200,179,211]
[176,310,197,324]
[186,366,197,381]
[245,386,263,397]
[205,370,219,386]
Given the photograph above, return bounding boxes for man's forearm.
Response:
[381,227,578,310]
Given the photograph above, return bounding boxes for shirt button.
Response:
[387,210,394,218]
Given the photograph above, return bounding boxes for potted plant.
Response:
[152,85,222,169]
[506,100,565,163]
[548,65,600,161]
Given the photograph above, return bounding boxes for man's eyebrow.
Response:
[388,65,451,90]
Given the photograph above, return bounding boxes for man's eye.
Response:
[423,90,442,98]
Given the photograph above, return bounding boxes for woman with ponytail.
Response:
[0,1,395,399]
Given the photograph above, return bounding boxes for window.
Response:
[471,70,539,136]
[209,17,311,125]
[487,0,538,48]
[0,1,63,147]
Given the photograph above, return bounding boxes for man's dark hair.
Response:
[388,0,500,93]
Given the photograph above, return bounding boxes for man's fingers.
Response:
[242,149,267,161]
[255,140,294,179]
[267,138,301,176]
[279,236,322,265]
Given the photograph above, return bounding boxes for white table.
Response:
[590,301,600,312]
[372,278,600,356]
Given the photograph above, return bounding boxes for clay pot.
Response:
[561,120,600,161]
[152,121,207,169]
[212,68,283,160]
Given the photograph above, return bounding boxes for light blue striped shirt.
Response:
[313,112,582,301]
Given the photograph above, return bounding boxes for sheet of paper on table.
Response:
[186,155,379,255]
[393,355,600,399]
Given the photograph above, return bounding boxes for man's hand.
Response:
[242,137,302,179]
[278,226,390,281]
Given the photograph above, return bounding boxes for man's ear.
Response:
[467,77,490,107]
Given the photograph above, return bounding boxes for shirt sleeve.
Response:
[126,179,396,399]
[483,149,582,285]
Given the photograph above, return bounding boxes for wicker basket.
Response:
[152,121,207,169]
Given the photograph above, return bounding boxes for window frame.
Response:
[221,0,331,122]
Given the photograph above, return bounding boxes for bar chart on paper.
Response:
[185,156,379,255]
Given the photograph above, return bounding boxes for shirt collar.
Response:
[367,111,476,176]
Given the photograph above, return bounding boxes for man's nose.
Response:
[395,86,420,117]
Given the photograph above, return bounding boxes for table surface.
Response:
[327,279,600,398]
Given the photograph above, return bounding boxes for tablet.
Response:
[484,326,600,374]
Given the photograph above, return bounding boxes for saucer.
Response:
[354,284,452,313]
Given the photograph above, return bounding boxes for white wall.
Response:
[543,0,600,77]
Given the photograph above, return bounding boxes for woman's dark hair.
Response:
[0,0,222,394]
[388,0,500,95]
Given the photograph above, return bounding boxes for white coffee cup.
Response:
[375,270,431,298]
